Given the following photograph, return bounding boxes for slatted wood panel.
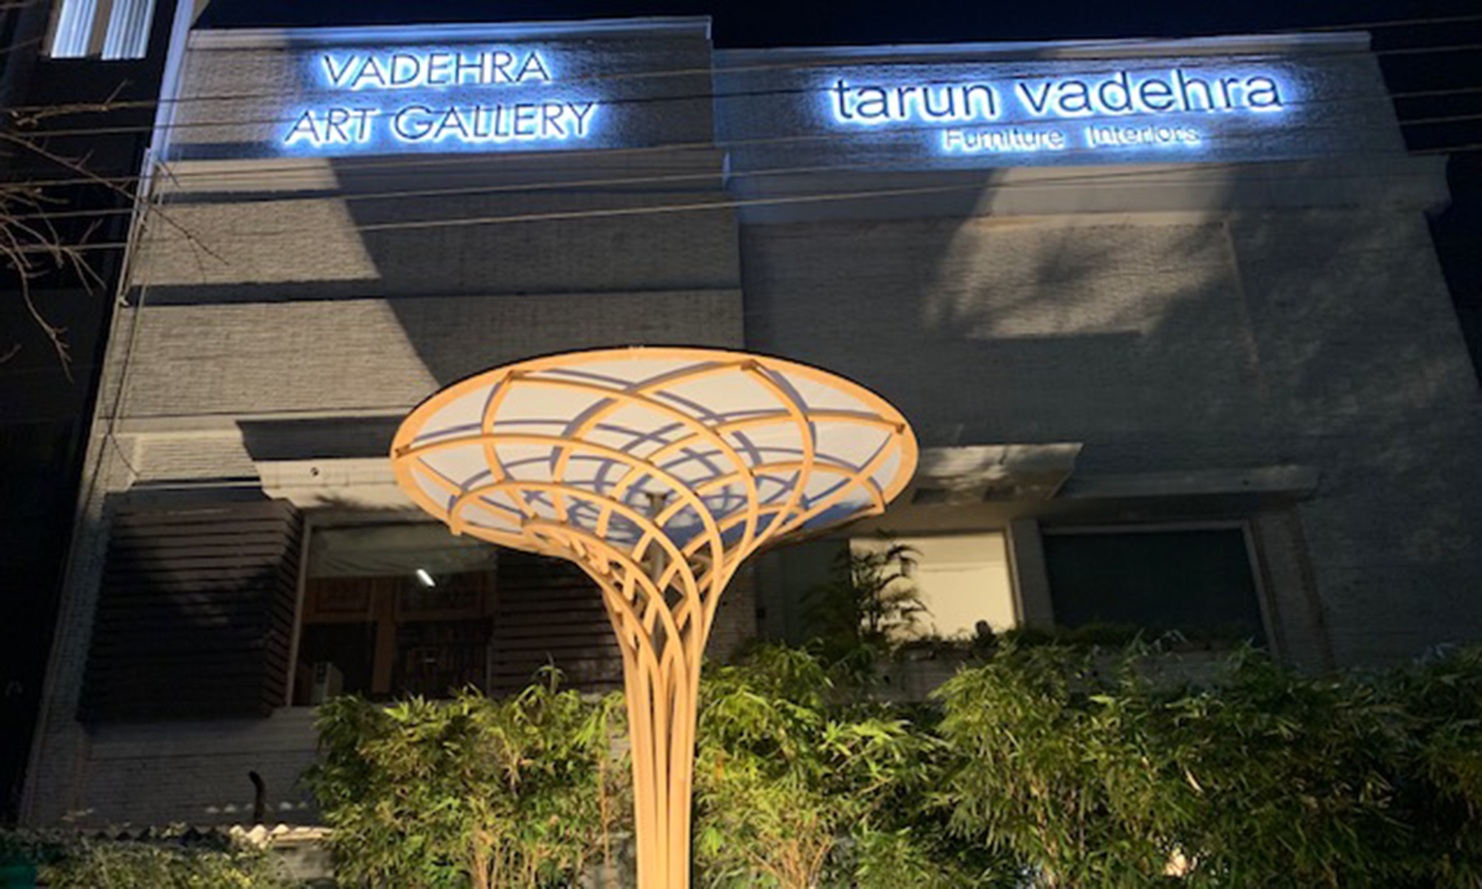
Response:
[490,550,622,694]
[82,500,303,721]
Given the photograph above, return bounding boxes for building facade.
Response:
[19,15,1482,826]
[0,0,202,820]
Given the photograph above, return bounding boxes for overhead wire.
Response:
[0,10,1476,244]
[15,155,1459,255]
[5,77,1482,219]
[7,97,1481,234]
[8,25,1482,144]
[7,7,1482,118]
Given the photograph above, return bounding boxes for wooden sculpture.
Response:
[391,346,917,887]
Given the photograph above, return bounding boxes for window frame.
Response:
[44,0,157,60]
[1034,518,1276,650]
[284,513,502,708]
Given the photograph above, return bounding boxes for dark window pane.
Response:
[292,567,493,704]
[393,620,491,698]
[1043,528,1265,642]
[295,622,376,703]
[753,539,850,645]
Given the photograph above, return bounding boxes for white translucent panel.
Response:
[800,467,854,504]
[415,386,494,443]
[870,449,904,493]
[488,418,577,442]
[494,382,610,432]
[418,446,493,489]
[556,452,629,487]
[727,424,807,465]
[598,402,690,453]
[475,490,525,521]
[495,442,565,481]
[752,472,802,505]
[461,500,521,534]
[536,357,705,389]
[800,495,874,532]
[584,419,684,457]
[657,446,731,486]
[773,369,875,413]
[812,422,891,470]
[413,467,456,512]
[660,372,778,423]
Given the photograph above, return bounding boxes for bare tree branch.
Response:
[0,93,236,375]
[8,82,129,128]
[0,183,86,377]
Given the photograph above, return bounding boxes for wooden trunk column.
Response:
[618,632,700,888]
[590,561,713,889]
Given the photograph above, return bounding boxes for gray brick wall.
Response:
[108,289,743,419]
[742,207,1482,667]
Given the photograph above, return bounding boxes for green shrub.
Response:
[694,645,1006,888]
[935,642,1482,888]
[303,643,1482,888]
[0,830,285,889]
[935,643,1191,887]
[305,675,625,889]
[1382,646,1482,886]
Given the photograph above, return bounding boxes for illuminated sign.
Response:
[709,41,1365,177]
[824,66,1288,156]
[283,46,600,152]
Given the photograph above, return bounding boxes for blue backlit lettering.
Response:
[383,101,596,143]
[831,79,1000,123]
[824,65,1288,158]
[321,48,553,90]
[942,127,1067,153]
[284,107,380,146]
[286,45,597,153]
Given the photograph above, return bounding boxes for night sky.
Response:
[194,0,1482,150]
[195,0,1482,374]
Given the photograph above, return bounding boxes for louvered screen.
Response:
[81,499,303,721]
[490,550,622,694]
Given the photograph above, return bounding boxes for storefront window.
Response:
[291,521,622,705]
[854,533,1017,638]
[291,523,497,705]
[755,532,1016,645]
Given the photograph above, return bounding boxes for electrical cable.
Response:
[7,83,1482,218]
[11,28,1482,143]
[10,8,1482,118]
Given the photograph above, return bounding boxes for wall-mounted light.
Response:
[414,568,437,588]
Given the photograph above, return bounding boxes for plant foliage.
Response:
[693,645,1003,888]
[805,539,926,671]
[306,674,625,889]
[303,642,1482,888]
[0,829,285,889]
[935,642,1482,888]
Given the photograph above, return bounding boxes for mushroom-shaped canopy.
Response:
[391,346,918,578]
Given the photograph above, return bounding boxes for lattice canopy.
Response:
[391,346,917,588]
[390,346,918,889]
